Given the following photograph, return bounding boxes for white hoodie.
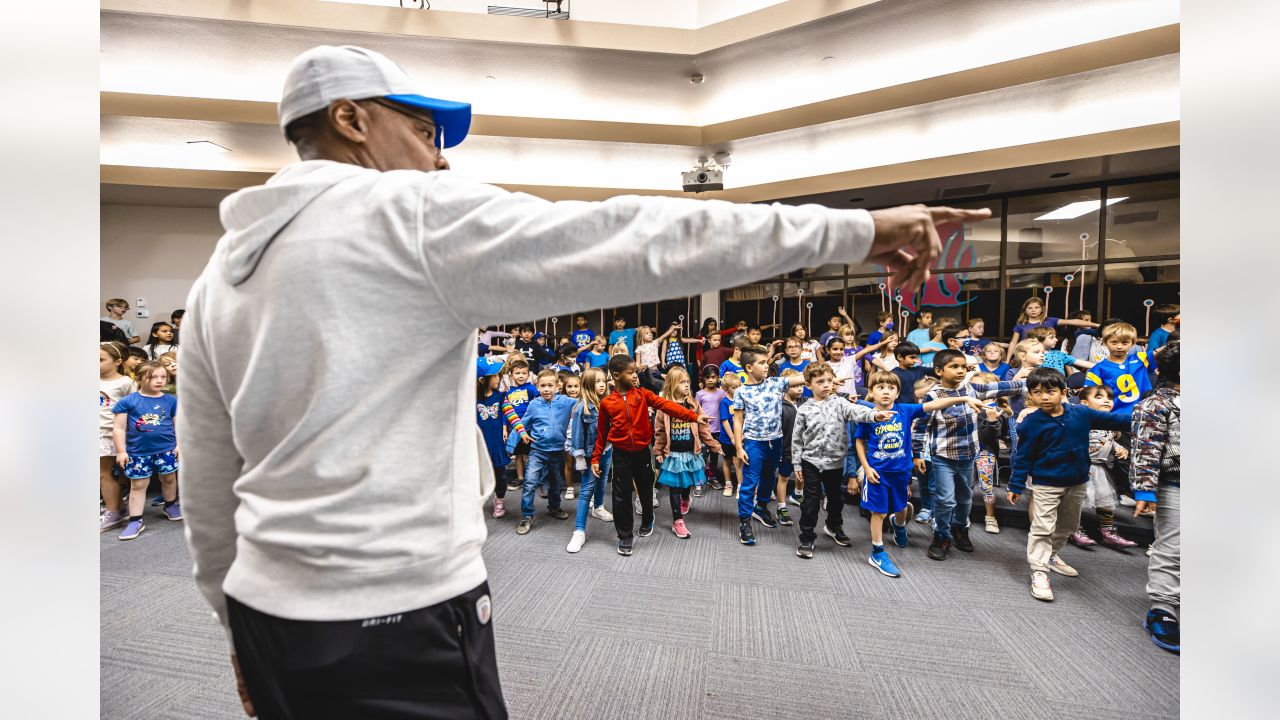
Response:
[178,160,873,644]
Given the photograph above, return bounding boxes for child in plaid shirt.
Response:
[914,350,1026,561]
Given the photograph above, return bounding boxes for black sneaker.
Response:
[506,480,522,491]
[739,520,756,545]
[517,517,533,535]
[927,535,950,560]
[776,507,795,526]
[1144,609,1180,653]
[796,542,814,559]
[952,526,974,553]
[752,505,778,528]
[547,507,569,520]
[638,522,654,537]
[823,526,852,547]
[618,537,634,556]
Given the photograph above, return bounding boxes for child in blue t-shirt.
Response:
[774,337,812,397]
[1084,323,1152,411]
[502,358,538,489]
[112,360,181,541]
[576,335,611,369]
[718,373,742,497]
[570,315,596,350]
[608,316,638,356]
[853,371,984,578]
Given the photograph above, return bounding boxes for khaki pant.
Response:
[1027,483,1087,572]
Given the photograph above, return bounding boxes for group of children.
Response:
[98,299,189,540]
[477,304,1182,654]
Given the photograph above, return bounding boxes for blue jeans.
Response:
[738,438,781,519]
[928,456,974,539]
[522,448,564,518]
[574,450,611,531]
[914,459,933,514]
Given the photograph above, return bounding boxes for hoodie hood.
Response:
[217,160,372,286]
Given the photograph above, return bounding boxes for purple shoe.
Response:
[119,519,145,541]
[163,502,183,522]
[1099,527,1137,548]
[1068,529,1096,547]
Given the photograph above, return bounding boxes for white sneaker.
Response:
[1048,555,1078,577]
[722,484,734,497]
[566,530,586,553]
[1119,495,1137,507]
[633,495,643,516]
[564,486,576,500]
[1030,571,1054,601]
[99,510,127,533]
[591,505,614,522]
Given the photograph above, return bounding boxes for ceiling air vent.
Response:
[937,183,992,200]
[1113,210,1159,225]
[488,2,569,19]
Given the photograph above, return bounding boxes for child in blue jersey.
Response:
[719,338,749,385]
[718,372,742,497]
[1084,322,1151,412]
[608,316,638,356]
[731,347,809,546]
[476,357,512,519]
[502,358,538,491]
[570,314,596,350]
[514,369,576,535]
[1007,368,1132,603]
[854,371,985,577]
[112,361,181,541]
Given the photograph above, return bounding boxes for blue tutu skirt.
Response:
[656,451,704,489]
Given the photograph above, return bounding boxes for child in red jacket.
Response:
[592,354,707,556]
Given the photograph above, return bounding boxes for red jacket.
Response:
[592,387,699,466]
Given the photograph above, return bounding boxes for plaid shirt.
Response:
[913,380,1026,460]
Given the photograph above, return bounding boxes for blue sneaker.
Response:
[890,516,909,548]
[915,508,933,525]
[118,518,145,541]
[868,548,901,578]
[738,520,756,545]
[1144,609,1180,654]
[150,495,165,507]
[163,502,183,522]
[751,505,778,529]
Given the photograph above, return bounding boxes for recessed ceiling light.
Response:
[484,75,496,80]
[822,56,835,62]
[1049,172,1071,178]
[1034,197,1127,221]
[185,140,231,153]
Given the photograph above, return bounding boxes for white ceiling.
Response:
[323,0,791,29]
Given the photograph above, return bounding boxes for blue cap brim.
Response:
[385,94,471,149]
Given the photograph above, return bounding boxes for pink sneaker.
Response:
[680,497,691,515]
[1099,527,1137,548]
[1068,529,1096,547]
[672,519,691,539]
[492,498,506,518]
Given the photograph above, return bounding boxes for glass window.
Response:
[1100,259,1180,337]
[933,200,1003,268]
[1003,264,1100,341]
[1105,180,1179,259]
[1006,188,1104,264]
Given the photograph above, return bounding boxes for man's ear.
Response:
[328,99,368,143]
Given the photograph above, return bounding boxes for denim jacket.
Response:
[570,401,610,460]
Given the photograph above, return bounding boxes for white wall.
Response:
[100,204,222,339]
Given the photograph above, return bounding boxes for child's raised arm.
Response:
[971,379,1027,400]
[655,322,681,344]
[1056,317,1100,329]
[921,395,987,414]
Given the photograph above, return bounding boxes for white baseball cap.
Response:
[278,45,471,149]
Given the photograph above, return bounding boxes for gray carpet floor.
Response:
[101,488,1179,719]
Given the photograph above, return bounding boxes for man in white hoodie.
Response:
[177,44,989,719]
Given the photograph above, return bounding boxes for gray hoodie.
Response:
[178,160,874,644]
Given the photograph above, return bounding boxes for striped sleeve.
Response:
[503,401,531,441]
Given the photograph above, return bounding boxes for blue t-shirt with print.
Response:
[503,382,538,418]
[1042,349,1078,374]
[732,376,790,441]
[961,337,991,356]
[571,328,596,349]
[853,402,927,474]
[608,328,638,355]
[112,392,178,456]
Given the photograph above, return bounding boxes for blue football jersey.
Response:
[1085,351,1151,410]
